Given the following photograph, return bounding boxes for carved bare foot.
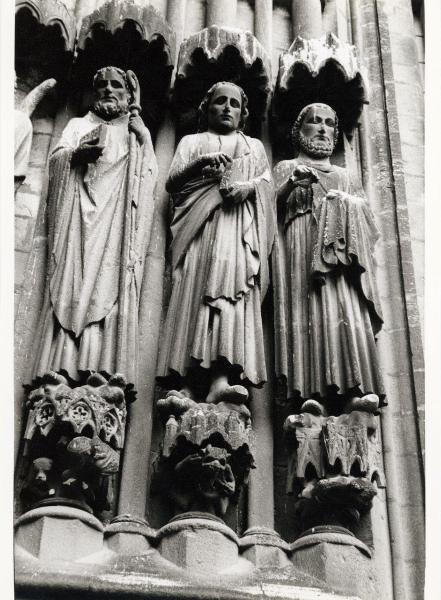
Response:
[300,399,326,416]
[345,394,379,414]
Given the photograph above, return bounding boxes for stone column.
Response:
[254,0,272,52]
[206,0,237,28]
[291,0,322,39]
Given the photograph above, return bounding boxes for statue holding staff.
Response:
[33,66,158,384]
[157,82,276,404]
[273,103,385,414]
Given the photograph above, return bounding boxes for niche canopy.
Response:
[15,0,76,91]
[75,0,176,132]
[273,33,369,152]
[173,25,272,137]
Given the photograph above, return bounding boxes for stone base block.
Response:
[240,527,291,568]
[104,516,157,555]
[15,506,104,563]
[291,530,377,600]
[157,513,247,573]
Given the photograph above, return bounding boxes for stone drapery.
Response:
[157,131,276,393]
[273,158,385,407]
[33,111,158,384]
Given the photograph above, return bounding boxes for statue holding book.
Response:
[33,66,158,384]
[157,81,276,404]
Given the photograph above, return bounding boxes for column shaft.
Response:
[206,0,237,28]
[291,0,322,39]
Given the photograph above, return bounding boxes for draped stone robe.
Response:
[157,132,276,392]
[272,158,385,406]
[33,111,158,384]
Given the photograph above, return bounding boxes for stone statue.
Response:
[157,82,276,403]
[273,103,385,414]
[15,77,56,192]
[32,67,158,384]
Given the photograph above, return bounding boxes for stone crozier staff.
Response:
[33,66,158,384]
[157,82,276,404]
[273,103,385,414]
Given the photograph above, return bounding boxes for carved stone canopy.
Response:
[173,26,272,137]
[15,0,75,98]
[74,0,175,133]
[273,33,368,155]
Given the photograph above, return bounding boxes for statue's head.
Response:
[92,66,131,120]
[292,103,339,158]
[198,81,249,134]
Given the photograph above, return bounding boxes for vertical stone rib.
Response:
[291,0,322,39]
[117,0,184,519]
[206,0,237,28]
[248,0,274,531]
[254,0,273,52]
[350,1,425,598]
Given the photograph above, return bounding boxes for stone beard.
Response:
[93,96,129,120]
[273,103,385,410]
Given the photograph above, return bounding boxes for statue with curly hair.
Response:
[32,66,158,385]
[273,103,385,414]
[157,82,276,404]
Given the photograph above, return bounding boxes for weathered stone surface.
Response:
[153,397,254,518]
[291,531,377,600]
[19,371,133,517]
[173,26,272,135]
[15,505,104,562]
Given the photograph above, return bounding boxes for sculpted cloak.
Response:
[157,132,276,390]
[272,158,385,405]
[33,111,158,384]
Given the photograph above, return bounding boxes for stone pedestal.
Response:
[157,513,252,574]
[104,515,157,555]
[15,506,104,562]
[240,526,291,568]
[291,528,377,600]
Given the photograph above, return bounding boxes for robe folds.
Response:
[33,111,158,384]
[272,158,385,406]
[157,132,276,391]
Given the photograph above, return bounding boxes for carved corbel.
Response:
[74,0,175,133]
[284,404,384,532]
[173,25,272,136]
[273,32,368,155]
[19,371,135,519]
[153,394,255,519]
[15,0,75,95]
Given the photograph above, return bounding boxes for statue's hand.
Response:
[201,163,226,180]
[221,182,254,206]
[200,152,232,170]
[290,165,319,187]
[72,137,104,166]
[128,114,149,145]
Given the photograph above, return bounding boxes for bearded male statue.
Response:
[273,103,385,415]
[32,66,158,384]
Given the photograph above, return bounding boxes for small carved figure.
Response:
[273,103,385,413]
[157,82,276,404]
[32,67,157,384]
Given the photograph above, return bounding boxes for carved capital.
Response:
[19,372,135,517]
[284,409,384,531]
[153,397,254,518]
[173,25,272,136]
